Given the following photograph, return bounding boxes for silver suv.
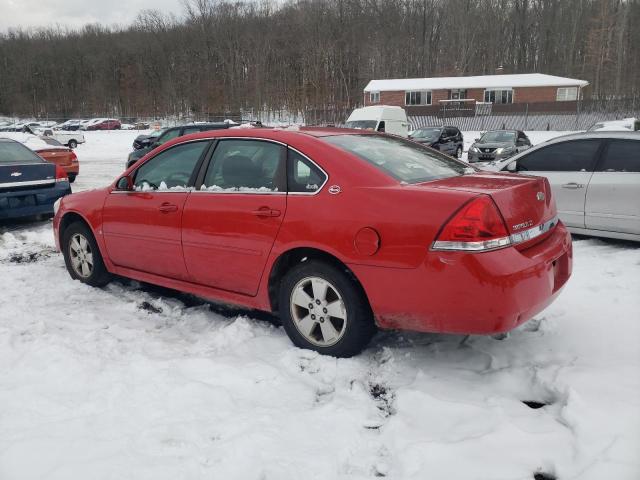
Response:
[468,129,531,163]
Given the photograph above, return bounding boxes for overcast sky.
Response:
[0,0,185,32]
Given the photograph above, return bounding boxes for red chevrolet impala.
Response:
[53,128,572,356]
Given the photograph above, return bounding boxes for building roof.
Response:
[364,73,589,92]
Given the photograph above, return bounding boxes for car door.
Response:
[102,140,211,280]
[181,139,287,296]
[440,129,454,154]
[585,139,640,235]
[514,139,602,228]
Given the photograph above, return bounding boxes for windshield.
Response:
[345,120,377,130]
[480,131,516,143]
[324,134,470,184]
[411,128,441,140]
[0,141,44,163]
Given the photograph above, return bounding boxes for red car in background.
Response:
[33,138,79,183]
[53,128,572,357]
[85,119,121,130]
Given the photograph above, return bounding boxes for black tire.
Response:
[68,139,78,149]
[278,260,376,357]
[62,221,112,287]
[68,173,76,183]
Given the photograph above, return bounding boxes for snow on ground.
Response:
[0,131,639,480]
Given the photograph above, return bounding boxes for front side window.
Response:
[182,126,200,135]
[598,140,640,172]
[202,139,284,192]
[556,87,578,101]
[156,128,181,145]
[287,149,327,193]
[517,140,601,172]
[133,141,209,191]
[405,91,432,106]
[370,92,380,103]
[484,89,513,104]
[324,134,469,184]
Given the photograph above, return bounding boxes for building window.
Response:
[405,91,432,106]
[484,89,513,104]
[449,89,468,100]
[370,91,380,103]
[556,87,578,101]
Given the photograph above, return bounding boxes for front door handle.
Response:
[561,182,584,189]
[159,202,178,213]
[252,206,281,218]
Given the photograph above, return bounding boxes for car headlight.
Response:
[470,146,478,153]
[53,198,62,215]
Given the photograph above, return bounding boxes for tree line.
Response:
[0,0,638,122]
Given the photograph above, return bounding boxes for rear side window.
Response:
[202,139,284,192]
[182,126,200,135]
[0,142,43,163]
[157,128,181,144]
[324,134,468,184]
[287,149,327,193]
[598,140,640,172]
[517,140,601,172]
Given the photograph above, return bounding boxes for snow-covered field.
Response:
[1,130,639,480]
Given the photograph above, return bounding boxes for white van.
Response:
[345,106,410,137]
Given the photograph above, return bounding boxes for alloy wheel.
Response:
[289,276,347,347]
[69,233,94,278]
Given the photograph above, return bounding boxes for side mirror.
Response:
[505,161,517,172]
[116,175,133,191]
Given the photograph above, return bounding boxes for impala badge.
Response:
[10,171,22,177]
[536,191,545,201]
[512,220,534,231]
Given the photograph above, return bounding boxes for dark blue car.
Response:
[0,138,71,220]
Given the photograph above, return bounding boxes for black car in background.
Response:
[409,125,464,158]
[126,123,230,168]
[132,128,166,150]
[468,130,532,163]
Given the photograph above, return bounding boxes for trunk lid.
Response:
[424,172,556,235]
[0,162,57,191]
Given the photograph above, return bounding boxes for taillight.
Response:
[432,195,511,252]
[55,164,68,182]
[70,151,78,162]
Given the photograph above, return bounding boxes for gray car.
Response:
[468,129,531,163]
[479,131,640,242]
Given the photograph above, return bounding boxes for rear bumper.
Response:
[0,182,71,220]
[350,222,573,335]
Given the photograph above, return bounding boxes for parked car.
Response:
[132,128,166,150]
[409,125,464,158]
[588,117,639,132]
[83,118,121,131]
[345,106,410,137]
[126,123,229,168]
[40,128,85,149]
[480,131,640,242]
[0,138,71,220]
[29,137,80,183]
[468,130,531,163]
[60,119,83,131]
[54,128,572,357]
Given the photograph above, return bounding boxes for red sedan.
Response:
[53,128,572,357]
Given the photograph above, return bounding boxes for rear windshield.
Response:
[0,141,43,164]
[324,134,470,184]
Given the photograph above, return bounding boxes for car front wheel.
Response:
[68,140,77,149]
[279,261,376,357]
[62,221,112,287]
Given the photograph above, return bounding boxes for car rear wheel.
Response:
[456,146,463,159]
[67,173,76,183]
[279,261,376,357]
[62,222,111,287]
[68,140,78,149]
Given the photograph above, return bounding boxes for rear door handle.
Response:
[159,202,178,213]
[252,207,281,218]
[561,182,584,189]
